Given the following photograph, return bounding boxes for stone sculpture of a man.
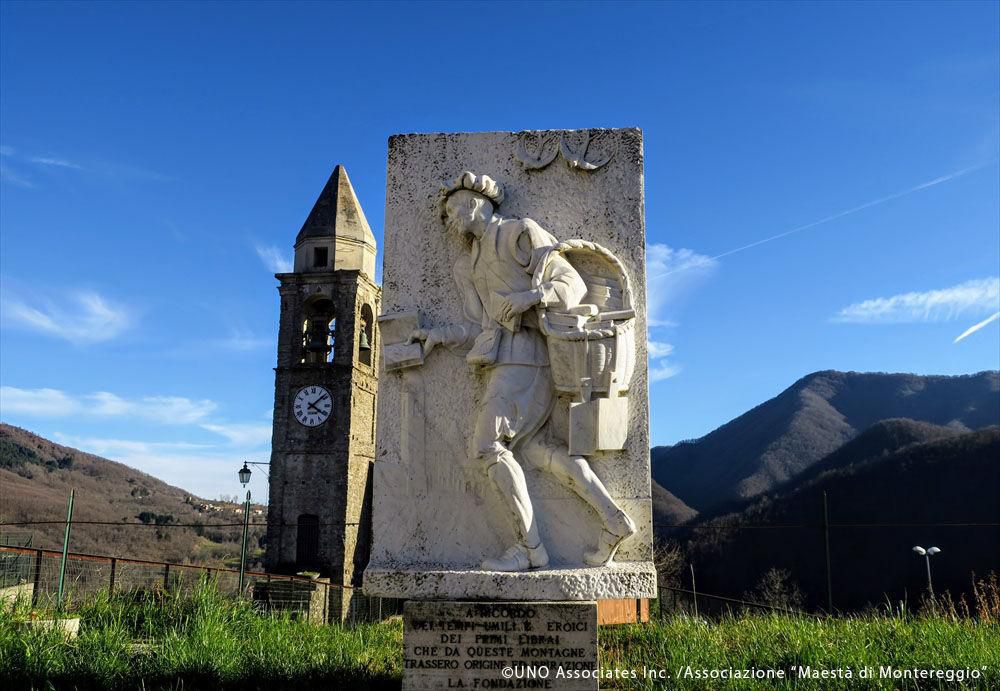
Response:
[409,172,636,571]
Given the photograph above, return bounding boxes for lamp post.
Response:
[236,461,270,595]
[912,545,941,597]
[237,464,251,595]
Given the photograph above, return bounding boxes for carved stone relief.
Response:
[382,172,637,572]
[364,129,654,601]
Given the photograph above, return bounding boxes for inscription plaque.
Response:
[404,600,598,690]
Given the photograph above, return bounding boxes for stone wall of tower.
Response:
[265,269,381,587]
[342,272,380,589]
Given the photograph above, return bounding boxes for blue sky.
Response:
[1,1,998,501]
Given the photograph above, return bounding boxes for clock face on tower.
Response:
[293,385,333,427]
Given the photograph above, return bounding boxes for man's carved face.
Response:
[444,190,492,237]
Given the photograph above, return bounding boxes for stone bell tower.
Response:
[265,165,380,617]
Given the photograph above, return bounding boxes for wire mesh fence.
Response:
[0,546,401,626]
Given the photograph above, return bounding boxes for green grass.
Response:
[601,614,999,689]
[1,588,402,690]
[2,588,998,690]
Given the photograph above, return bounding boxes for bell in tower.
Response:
[264,164,381,622]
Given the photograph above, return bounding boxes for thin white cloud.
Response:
[647,340,680,383]
[51,433,256,500]
[0,387,78,416]
[255,244,292,273]
[90,160,172,183]
[649,362,682,382]
[954,311,1000,343]
[201,423,272,447]
[0,386,217,424]
[214,328,271,352]
[2,289,132,343]
[647,340,675,358]
[29,156,84,170]
[0,164,35,188]
[646,244,717,327]
[834,277,1000,324]
[57,436,214,456]
[0,147,170,184]
[644,245,714,385]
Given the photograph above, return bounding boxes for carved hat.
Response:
[443,171,504,208]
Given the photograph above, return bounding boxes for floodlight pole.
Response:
[924,553,934,598]
[912,546,941,601]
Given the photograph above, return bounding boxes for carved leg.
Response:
[525,440,636,566]
[481,448,549,571]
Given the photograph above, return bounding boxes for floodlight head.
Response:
[927,547,941,555]
[912,546,926,555]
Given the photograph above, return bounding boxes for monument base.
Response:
[365,561,656,600]
[404,600,598,691]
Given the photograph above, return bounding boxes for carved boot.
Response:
[583,510,636,566]
[482,542,550,572]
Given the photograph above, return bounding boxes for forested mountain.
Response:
[652,370,999,514]
[680,424,1000,610]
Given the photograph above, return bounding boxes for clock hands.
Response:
[307,393,330,415]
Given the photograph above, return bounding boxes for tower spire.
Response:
[293,165,377,278]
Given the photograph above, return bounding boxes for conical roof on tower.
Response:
[293,165,377,278]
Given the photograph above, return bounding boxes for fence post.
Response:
[163,564,170,590]
[109,558,117,595]
[823,491,833,613]
[31,549,43,607]
[57,489,75,610]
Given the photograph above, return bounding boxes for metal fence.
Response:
[0,546,400,626]
[654,585,809,619]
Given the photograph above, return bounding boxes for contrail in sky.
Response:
[653,160,996,278]
[954,311,1000,344]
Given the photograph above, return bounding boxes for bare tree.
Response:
[653,539,684,589]
[745,568,804,611]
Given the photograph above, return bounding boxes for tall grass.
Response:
[2,582,998,690]
[0,586,402,690]
[601,614,999,690]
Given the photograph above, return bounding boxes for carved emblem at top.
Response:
[515,130,618,172]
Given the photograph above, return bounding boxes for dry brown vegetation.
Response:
[0,424,265,568]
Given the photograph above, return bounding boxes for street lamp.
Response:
[238,462,252,487]
[912,545,941,597]
[235,460,269,595]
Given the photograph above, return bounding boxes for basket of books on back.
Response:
[532,239,637,456]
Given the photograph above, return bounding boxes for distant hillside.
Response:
[652,370,1000,513]
[684,425,1000,610]
[694,418,964,523]
[651,480,698,526]
[0,424,265,568]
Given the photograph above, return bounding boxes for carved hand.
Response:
[498,289,542,324]
[406,328,447,357]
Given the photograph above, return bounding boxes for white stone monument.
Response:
[364,129,656,603]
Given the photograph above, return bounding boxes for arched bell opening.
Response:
[301,296,337,364]
[359,303,375,366]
